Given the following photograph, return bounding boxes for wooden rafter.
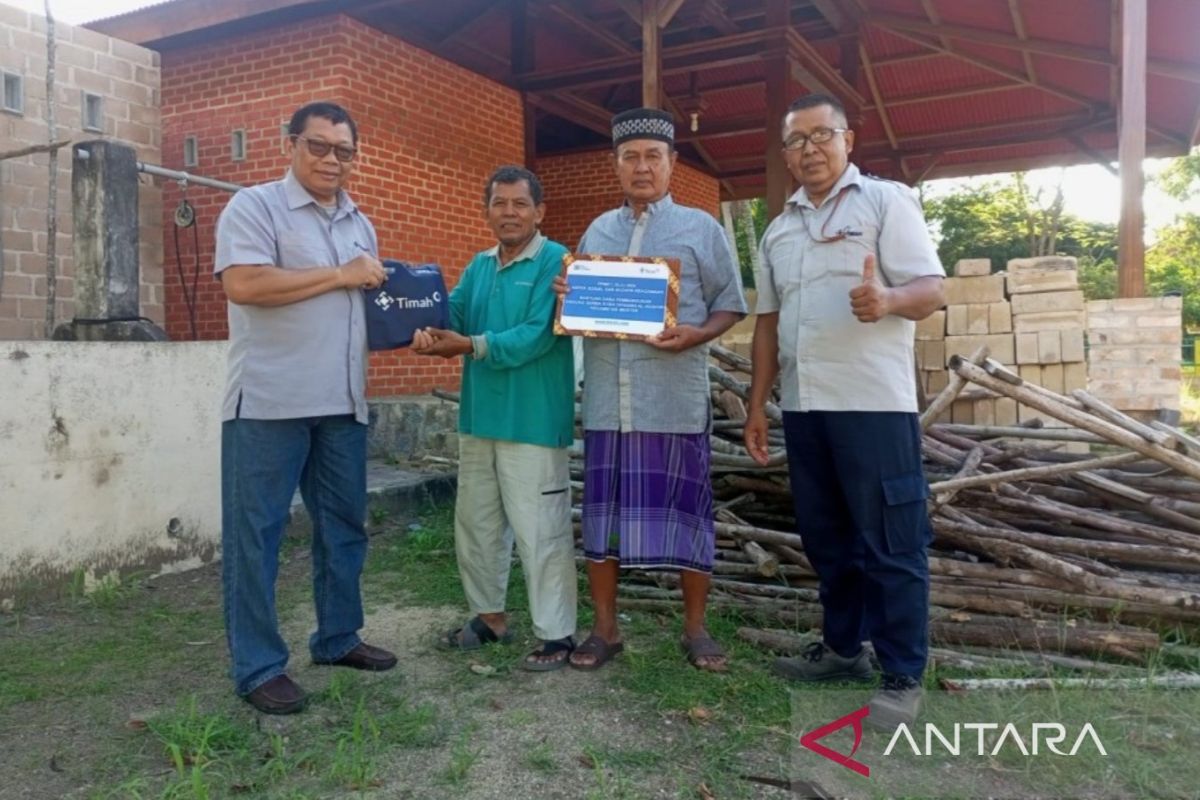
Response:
[541,3,631,54]
[858,111,1114,157]
[435,0,497,43]
[1067,134,1118,176]
[885,82,1026,109]
[807,0,848,33]
[610,0,641,25]
[1007,0,1038,85]
[518,29,769,92]
[786,28,866,112]
[859,43,897,150]
[879,26,1101,112]
[526,91,611,136]
[657,0,688,29]
[698,0,737,35]
[873,12,1200,84]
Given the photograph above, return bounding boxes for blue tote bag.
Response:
[364,260,450,350]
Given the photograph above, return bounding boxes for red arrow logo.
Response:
[799,706,871,777]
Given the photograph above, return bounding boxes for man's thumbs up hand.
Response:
[849,253,891,323]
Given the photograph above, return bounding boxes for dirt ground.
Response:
[0,510,795,800]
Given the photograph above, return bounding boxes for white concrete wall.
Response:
[1,340,226,598]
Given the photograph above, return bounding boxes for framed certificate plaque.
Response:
[553,253,681,341]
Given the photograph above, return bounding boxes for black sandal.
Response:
[521,636,576,672]
[438,616,514,651]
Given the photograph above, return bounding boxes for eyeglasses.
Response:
[291,135,356,163]
[782,127,848,151]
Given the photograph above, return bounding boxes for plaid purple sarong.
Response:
[581,430,715,573]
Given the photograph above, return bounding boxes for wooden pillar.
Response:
[764,0,790,220]
[1117,0,1146,298]
[642,0,662,108]
[512,0,537,168]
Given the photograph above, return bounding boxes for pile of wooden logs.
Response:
[608,343,1200,671]
[432,339,1200,673]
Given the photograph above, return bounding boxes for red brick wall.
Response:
[537,149,721,250]
[159,14,522,394]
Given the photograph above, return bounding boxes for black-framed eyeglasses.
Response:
[291,135,356,163]
[782,127,848,151]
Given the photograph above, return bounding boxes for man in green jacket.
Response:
[413,165,577,670]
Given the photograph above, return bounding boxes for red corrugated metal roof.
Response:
[86,0,1200,191]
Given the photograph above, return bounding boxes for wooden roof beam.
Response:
[698,0,738,35]
[1007,0,1038,85]
[526,92,613,136]
[878,26,1102,112]
[540,3,633,54]
[787,28,866,113]
[874,12,1200,84]
[1067,134,1118,176]
[657,0,689,29]
[518,29,769,92]
[859,43,897,150]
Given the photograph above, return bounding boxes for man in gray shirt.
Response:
[215,101,395,715]
[558,108,746,673]
[745,94,944,727]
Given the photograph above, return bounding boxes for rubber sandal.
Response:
[568,634,624,671]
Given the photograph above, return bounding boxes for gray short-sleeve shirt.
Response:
[755,163,944,413]
[578,194,747,434]
[214,170,378,424]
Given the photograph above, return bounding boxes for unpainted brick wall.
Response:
[158,14,523,395]
[0,4,162,339]
[538,148,721,250]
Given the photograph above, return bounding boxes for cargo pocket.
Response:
[881,471,931,555]
[539,480,573,545]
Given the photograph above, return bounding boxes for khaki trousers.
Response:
[454,434,577,641]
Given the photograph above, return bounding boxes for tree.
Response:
[922,173,1116,290]
[1147,147,1200,329]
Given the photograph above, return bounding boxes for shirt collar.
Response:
[486,231,546,269]
[787,163,862,211]
[283,169,357,216]
[618,192,674,221]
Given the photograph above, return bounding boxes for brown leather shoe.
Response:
[242,674,306,715]
[314,642,397,672]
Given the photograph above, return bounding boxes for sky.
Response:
[10,0,1199,231]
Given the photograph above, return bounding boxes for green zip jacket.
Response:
[449,233,574,448]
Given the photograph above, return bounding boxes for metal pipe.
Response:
[74,147,243,193]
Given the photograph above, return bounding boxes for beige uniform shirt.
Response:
[755,163,943,413]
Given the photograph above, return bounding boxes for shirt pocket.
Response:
[880,470,932,555]
[277,233,333,269]
[766,238,801,295]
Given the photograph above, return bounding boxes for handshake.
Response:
[411,327,473,358]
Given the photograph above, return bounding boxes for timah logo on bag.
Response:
[373,291,442,312]
[365,261,449,350]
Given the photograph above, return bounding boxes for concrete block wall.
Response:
[1087,296,1182,416]
[0,341,224,600]
[0,2,162,339]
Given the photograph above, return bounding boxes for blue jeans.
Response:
[221,414,368,696]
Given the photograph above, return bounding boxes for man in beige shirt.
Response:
[744,94,944,728]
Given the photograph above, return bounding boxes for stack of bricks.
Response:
[1007,257,1088,423]
[932,258,1019,425]
[918,255,1091,427]
[1086,296,1182,421]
